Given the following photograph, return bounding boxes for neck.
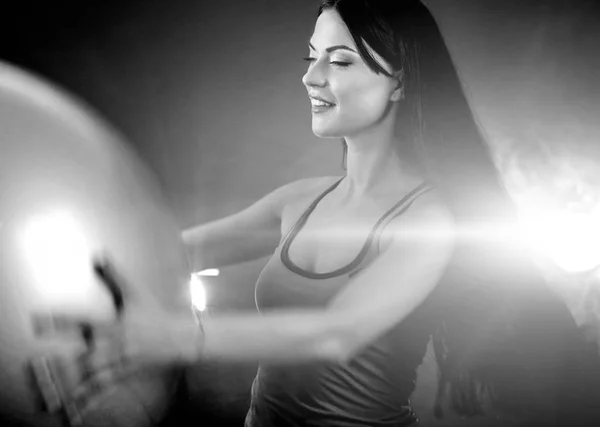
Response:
[341,126,421,200]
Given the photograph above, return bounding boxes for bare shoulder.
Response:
[181,176,342,269]
[274,175,339,197]
[382,188,456,251]
[274,175,342,217]
[407,188,454,222]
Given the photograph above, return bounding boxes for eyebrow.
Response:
[308,41,357,54]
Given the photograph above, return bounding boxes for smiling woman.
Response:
[27,1,599,427]
[302,15,403,142]
[166,2,600,427]
[186,2,600,426]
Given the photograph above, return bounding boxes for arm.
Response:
[182,177,334,272]
[184,196,456,364]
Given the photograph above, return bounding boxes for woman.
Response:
[75,1,600,426]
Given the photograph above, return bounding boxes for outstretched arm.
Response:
[189,196,455,364]
[182,177,335,272]
[42,191,454,368]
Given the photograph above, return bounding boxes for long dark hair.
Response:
[319,0,600,424]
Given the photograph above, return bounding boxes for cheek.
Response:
[336,79,390,120]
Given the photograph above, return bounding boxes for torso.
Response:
[280,175,437,274]
[247,175,441,427]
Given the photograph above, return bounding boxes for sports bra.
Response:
[246,176,435,427]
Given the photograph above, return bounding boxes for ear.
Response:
[389,69,404,102]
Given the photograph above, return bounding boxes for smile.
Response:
[310,97,335,113]
[310,97,335,107]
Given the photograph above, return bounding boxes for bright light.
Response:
[21,210,94,304]
[196,268,219,277]
[518,208,600,274]
[190,274,207,312]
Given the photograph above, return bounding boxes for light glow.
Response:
[196,268,219,277]
[518,208,600,274]
[21,210,94,305]
[190,274,207,312]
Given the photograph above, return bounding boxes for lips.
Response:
[309,94,336,107]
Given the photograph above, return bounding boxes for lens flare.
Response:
[189,274,207,312]
[518,208,600,273]
[196,268,219,277]
[493,139,600,274]
[20,210,96,305]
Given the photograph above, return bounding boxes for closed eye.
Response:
[302,57,352,67]
[331,61,352,67]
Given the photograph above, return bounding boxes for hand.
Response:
[29,256,201,426]
[33,257,203,375]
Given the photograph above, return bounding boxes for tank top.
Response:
[245,176,435,427]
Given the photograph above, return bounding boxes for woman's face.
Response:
[302,9,401,139]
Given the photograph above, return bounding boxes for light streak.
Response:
[190,274,207,312]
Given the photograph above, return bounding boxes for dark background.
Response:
[2,1,599,425]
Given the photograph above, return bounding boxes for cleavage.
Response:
[285,206,380,275]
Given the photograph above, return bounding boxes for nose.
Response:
[302,61,327,88]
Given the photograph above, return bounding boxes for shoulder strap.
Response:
[350,183,433,274]
[279,176,344,246]
[371,183,434,254]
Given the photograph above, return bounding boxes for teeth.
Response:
[311,98,334,107]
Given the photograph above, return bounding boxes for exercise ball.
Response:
[0,61,191,426]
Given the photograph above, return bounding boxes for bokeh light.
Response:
[20,210,95,306]
[190,274,207,312]
[518,208,600,274]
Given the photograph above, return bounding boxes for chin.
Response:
[312,130,340,138]
[311,123,343,139]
